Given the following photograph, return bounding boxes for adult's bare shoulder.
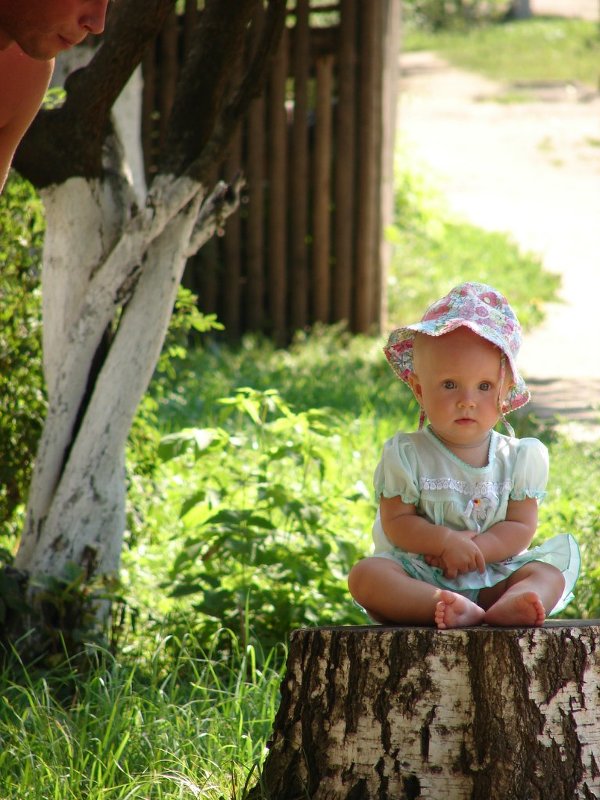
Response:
[0,44,53,127]
[0,44,53,188]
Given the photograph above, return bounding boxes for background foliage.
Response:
[0,176,46,536]
[405,16,600,85]
[403,0,512,30]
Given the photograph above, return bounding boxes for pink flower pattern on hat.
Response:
[383,282,530,415]
[480,290,502,308]
[423,301,451,321]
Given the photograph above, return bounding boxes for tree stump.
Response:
[247,623,600,800]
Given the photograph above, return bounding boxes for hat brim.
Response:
[384,321,530,414]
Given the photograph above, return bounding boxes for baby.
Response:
[348,282,579,628]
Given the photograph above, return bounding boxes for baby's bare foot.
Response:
[484,590,546,627]
[434,590,485,630]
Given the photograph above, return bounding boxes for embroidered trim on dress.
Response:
[419,477,512,498]
[510,489,546,502]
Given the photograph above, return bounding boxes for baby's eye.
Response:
[442,380,456,389]
[479,382,492,391]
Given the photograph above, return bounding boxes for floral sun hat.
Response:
[384,282,530,416]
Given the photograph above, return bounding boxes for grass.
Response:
[0,633,282,799]
[404,17,600,87]
[538,437,600,618]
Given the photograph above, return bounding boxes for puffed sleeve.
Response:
[373,433,420,505]
[510,437,549,502]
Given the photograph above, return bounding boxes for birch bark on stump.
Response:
[248,623,600,800]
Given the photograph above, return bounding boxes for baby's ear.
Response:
[502,377,516,399]
[408,373,423,402]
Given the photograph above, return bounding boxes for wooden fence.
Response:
[142,1,400,343]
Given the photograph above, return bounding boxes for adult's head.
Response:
[0,0,109,61]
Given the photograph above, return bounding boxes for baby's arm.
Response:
[380,495,485,579]
[474,497,538,564]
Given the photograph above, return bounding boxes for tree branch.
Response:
[66,0,176,120]
[159,0,258,176]
[183,0,287,184]
[185,174,245,257]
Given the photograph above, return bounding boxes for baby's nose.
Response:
[458,393,476,408]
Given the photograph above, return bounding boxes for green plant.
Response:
[537,436,600,619]
[127,286,225,483]
[155,287,223,383]
[157,388,369,651]
[0,174,46,534]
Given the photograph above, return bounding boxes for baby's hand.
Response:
[425,533,476,569]
[438,530,485,579]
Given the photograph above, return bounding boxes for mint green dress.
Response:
[372,427,579,614]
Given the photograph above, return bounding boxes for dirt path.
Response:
[398,49,600,437]
[531,0,598,20]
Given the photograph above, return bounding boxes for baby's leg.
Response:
[348,557,484,627]
[482,562,565,627]
[348,557,440,624]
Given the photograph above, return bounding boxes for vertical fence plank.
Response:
[333,0,356,326]
[354,1,380,333]
[142,0,392,341]
[246,4,266,331]
[246,95,266,330]
[183,0,198,55]
[196,239,220,317]
[289,0,310,332]
[141,43,157,183]
[312,54,334,323]
[378,0,401,330]
[220,39,244,340]
[222,125,243,339]
[267,26,289,345]
[192,166,221,317]
[368,1,384,329]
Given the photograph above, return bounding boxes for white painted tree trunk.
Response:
[13,165,239,584]
[250,624,600,800]
[113,67,147,204]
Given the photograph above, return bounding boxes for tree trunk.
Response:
[507,0,532,19]
[248,623,600,800]
[13,168,241,586]
[7,0,286,651]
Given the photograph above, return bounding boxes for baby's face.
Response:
[410,328,510,446]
